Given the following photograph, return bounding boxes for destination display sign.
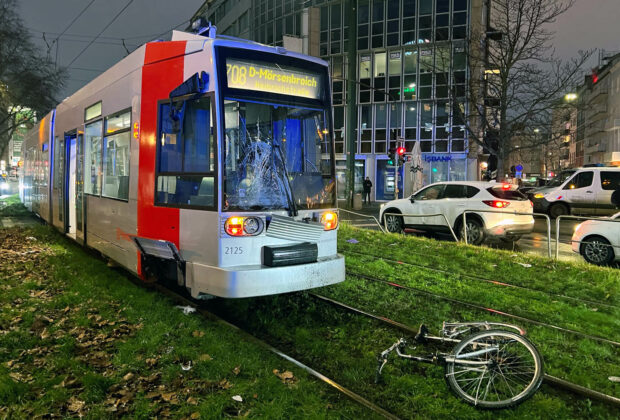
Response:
[226,58,322,100]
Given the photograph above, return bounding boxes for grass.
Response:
[209,224,619,419]
[0,194,31,217]
[2,205,619,419]
[0,225,372,419]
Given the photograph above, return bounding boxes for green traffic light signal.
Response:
[387,159,394,165]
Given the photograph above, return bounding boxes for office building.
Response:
[190,0,485,200]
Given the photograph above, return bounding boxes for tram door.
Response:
[64,132,78,237]
[75,133,85,243]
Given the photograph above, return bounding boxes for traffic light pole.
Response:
[345,0,357,208]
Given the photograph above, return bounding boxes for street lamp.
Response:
[564,93,577,102]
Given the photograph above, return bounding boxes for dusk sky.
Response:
[17,0,620,101]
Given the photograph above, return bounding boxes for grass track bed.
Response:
[0,226,370,419]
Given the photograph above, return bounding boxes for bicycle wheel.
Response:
[444,329,543,409]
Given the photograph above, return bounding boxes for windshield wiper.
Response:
[273,143,298,217]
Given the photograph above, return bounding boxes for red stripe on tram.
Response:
[137,41,187,277]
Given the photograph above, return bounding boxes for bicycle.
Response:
[375,321,544,409]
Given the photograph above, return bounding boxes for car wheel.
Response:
[549,203,569,219]
[384,213,403,233]
[580,235,615,265]
[457,218,485,245]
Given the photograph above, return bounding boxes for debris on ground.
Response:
[176,305,197,315]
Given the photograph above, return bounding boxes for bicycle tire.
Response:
[444,329,543,409]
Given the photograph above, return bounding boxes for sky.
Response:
[16,0,620,101]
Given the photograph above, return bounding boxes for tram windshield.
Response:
[223,99,335,212]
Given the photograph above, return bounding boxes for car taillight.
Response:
[483,200,510,208]
[320,211,338,230]
[225,216,263,236]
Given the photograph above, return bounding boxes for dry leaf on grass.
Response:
[232,366,241,376]
[67,396,85,412]
[273,369,297,385]
[198,354,212,361]
[192,330,204,337]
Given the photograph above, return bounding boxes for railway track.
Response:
[308,293,620,409]
[341,248,618,310]
[149,283,400,420]
[345,270,620,347]
[137,278,620,416]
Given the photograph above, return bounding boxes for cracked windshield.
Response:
[223,99,335,212]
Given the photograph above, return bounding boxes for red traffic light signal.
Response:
[396,146,406,156]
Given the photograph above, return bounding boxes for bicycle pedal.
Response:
[415,324,429,343]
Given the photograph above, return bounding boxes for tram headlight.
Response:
[320,211,338,231]
[225,216,264,236]
[243,217,261,235]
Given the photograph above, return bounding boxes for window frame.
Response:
[154,92,218,211]
[83,118,104,198]
[101,108,132,202]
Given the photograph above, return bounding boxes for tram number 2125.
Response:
[225,246,244,255]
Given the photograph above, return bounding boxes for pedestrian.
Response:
[363,176,372,205]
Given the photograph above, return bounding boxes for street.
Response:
[340,204,583,262]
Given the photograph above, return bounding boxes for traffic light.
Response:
[387,147,396,166]
[396,146,405,165]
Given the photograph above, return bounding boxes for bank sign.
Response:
[226,58,321,100]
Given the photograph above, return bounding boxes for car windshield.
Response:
[223,99,335,212]
[546,170,576,187]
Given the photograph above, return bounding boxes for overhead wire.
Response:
[52,0,97,67]
[66,0,135,67]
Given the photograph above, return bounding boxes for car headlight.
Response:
[534,193,544,199]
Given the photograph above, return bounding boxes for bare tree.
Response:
[440,0,592,180]
[0,0,66,158]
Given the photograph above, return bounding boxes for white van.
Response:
[528,167,620,217]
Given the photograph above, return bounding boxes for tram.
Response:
[20,27,344,298]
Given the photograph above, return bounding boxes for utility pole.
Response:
[345,0,357,208]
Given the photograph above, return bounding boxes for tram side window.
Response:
[103,110,131,200]
[84,120,103,195]
[156,95,215,208]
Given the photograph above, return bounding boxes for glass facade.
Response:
[194,0,473,199]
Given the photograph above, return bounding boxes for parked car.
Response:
[0,177,10,194]
[379,181,534,245]
[571,212,620,265]
[528,167,620,218]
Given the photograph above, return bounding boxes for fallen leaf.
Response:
[198,354,212,361]
[123,372,134,381]
[67,396,85,412]
[192,330,204,337]
[187,396,198,405]
[232,395,243,402]
[190,413,200,419]
[273,369,297,385]
[145,358,157,367]
[232,366,241,376]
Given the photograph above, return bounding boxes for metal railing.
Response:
[461,210,551,258]
[384,212,459,242]
[555,215,620,260]
[339,208,385,233]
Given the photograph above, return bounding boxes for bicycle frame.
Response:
[375,321,526,380]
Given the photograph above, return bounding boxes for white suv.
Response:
[379,181,534,244]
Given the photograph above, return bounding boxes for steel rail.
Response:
[310,293,620,408]
[341,248,618,310]
[150,284,400,420]
[345,271,620,348]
